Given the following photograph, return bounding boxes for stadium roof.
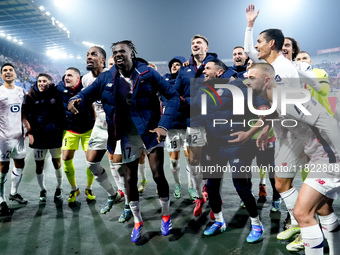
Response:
[0,0,85,58]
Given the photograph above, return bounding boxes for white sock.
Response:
[250,215,261,226]
[36,173,46,191]
[319,212,340,255]
[170,159,180,184]
[96,170,116,196]
[159,197,170,216]
[124,192,129,205]
[186,166,193,188]
[11,167,23,195]
[280,187,299,226]
[300,224,324,255]
[109,160,124,191]
[190,165,203,198]
[0,173,7,203]
[138,163,146,181]
[214,211,224,223]
[55,167,63,189]
[130,201,142,223]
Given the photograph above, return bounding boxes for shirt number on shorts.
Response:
[170,141,177,149]
[188,135,198,144]
[1,150,11,160]
[35,150,44,159]
[122,147,131,159]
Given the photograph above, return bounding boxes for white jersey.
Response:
[0,85,25,140]
[82,70,108,130]
[271,55,301,88]
[276,97,340,163]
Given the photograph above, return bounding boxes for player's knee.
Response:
[86,161,103,176]
[274,179,291,193]
[170,159,179,170]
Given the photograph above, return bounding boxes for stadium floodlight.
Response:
[13,38,18,42]
[0,33,5,37]
[19,41,23,45]
[63,27,67,31]
[58,23,64,28]
[7,35,12,40]
[39,6,45,11]
[82,41,104,48]
[45,12,51,16]
[54,0,68,7]
[51,17,55,25]
[77,55,81,59]
[69,55,74,59]
[55,20,60,24]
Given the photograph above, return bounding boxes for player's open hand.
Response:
[149,127,167,143]
[68,98,82,114]
[229,131,250,144]
[246,4,260,25]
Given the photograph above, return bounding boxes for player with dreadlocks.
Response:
[68,40,180,243]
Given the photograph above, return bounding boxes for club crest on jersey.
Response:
[10,105,20,113]
[275,75,282,82]
[106,83,113,88]
[50,98,56,104]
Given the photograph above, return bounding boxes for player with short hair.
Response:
[82,46,123,212]
[162,56,195,199]
[248,62,340,255]
[25,73,65,202]
[0,63,29,216]
[231,46,249,78]
[244,4,307,243]
[57,67,95,205]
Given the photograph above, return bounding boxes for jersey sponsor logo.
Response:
[10,105,20,113]
[165,78,169,81]
[233,159,239,163]
[275,75,282,82]
[187,69,192,72]
[18,94,24,100]
[282,162,287,166]
[96,100,102,105]
[106,83,113,87]
[316,178,325,185]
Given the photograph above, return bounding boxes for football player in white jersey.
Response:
[82,47,122,212]
[0,63,30,216]
[248,62,340,255]
[243,4,307,243]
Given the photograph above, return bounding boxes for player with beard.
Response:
[248,62,340,255]
[82,46,122,210]
[68,40,180,243]
[0,63,30,215]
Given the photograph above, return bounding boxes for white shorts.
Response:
[114,140,122,155]
[304,162,340,200]
[186,127,207,147]
[0,137,26,162]
[121,134,164,163]
[165,129,188,152]
[34,148,61,161]
[87,125,108,151]
[274,130,307,178]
